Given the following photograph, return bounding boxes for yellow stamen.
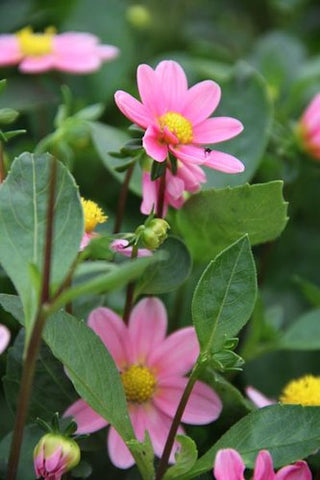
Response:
[121,365,156,403]
[280,375,320,406]
[159,111,193,144]
[16,26,56,56]
[81,197,107,233]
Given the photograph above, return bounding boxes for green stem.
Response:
[155,364,200,480]
[113,164,134,234]
[6,158,57,480]
[0,141,5,183]
[122,244,138,324]
[156,164,167,219]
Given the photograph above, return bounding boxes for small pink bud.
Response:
[33,433,80,480]
[298,93,320,160]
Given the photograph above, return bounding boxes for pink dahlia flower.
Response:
[0,324,10,354]
[0,27,119,74]
[213,449,312,480]
[110,238,152,257]
[299,93,320,160]
[115,60,244,213]
[64,297,222,468]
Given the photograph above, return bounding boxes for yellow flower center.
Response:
[159,111,193,144]
[81,197,107,233]
[121,365,156,403]
[16,26,56,56]
[280,375,320,406]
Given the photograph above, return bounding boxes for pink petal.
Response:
[170,144,208,165]
[0,324,10,354]
[302,94,320,128]
[253,450,275,480]
[54,55,101,73]
[34,445,45,476]
[177,161,206,192]
[54,33,99,50]
[203,150,245,173]
[64,399,108,434]
[0,36,22,65]
[276,461,312,480]
[114,90,151,128]
[166,173,185,200]
[141,171,158,215]
[182,80,221,125]
[154,378,222,425]
[155,60,188,111]
[137,63,165,116]
[143,125,168,162]
[80,231,96,251]
[111,239,152,257]
[87,307,129,367]
[128,297,167,364]
[193,117,244,144]
[148,327,199,378]
[19,55,55,73]
[45,447,63,473]
[97,45,119,60]
[246,386,275,408]
[108,427,135,469]
[214,449,245,480]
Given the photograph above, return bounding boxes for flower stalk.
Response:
[113,164,135,233]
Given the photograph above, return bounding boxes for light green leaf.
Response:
[163,435,198,480]
[89,121,142,196]
[0,153,83,340]
[280,308,320,350]
[177,181,288,263]
[179,405,320,479]
[192,236,257,353]
[135,237,192,295]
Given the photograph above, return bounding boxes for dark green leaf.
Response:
[163,435,198,480]
[280,309,320,350]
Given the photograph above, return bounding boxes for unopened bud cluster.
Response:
[136,218,170,250]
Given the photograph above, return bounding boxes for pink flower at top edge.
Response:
[299,93,320,160]
[0,324,10,354]
[110,239,152,257]
[115,60,245,214]
[64,297,222,469]
[0,27,119,74]
[213,448,312,480]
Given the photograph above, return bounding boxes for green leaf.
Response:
[177,181,288,263]
[0,294,24,325]
[75,103,104,121]
[135,237,192,295]
[203,61,273,188]
[179,405,320,479]
[280,309,320,350]
[127,431,155,480]
[294,276,320,307]
[89,121,142,196]
[43,310,134,442]
[0,107,19,124]
[0,153,83,341]
[192,236,257,353]
[163,435,198,480]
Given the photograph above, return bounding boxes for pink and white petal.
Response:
[193,117,244,144]
[148,327,199,378]
[214,449,246,480]
[154,378,222,425]
[0,324,10,354]
[182,80,221,125]
[144,404,184,462]
[143,126,168,162]
[137,63,165,116]
[246,386,275,408]
[64,399,108,434]
[97,44,119,60]
[253,450,275,480]
[0,36,22,65]
[45,447,63,473]
[19,55,55,73]
[53,33,98,53]
[141,171,158,215]
[88,307,128,366]
[80,232,97,251]
[155,60,188,111]
[275,461,312,480]
[171,144,208,165]
[128,297,167,364]
[108,427,135,469]
[114,90,151,128]
[53,55,101,73]
[203,150,245,173]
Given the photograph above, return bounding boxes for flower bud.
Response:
[34,433,80,480]
[140,218,170,250]
[126,4,152,29]
[298,93,320,160]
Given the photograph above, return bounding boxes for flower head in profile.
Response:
[115,60,244,214]
[80,197,107,250]
[213,448,312,480]
[0,324,10,354]
[34,433,80,480]
[0,26,119,73]
[246,374,320,408]
[298,93,320,160]
[64,297,222,468]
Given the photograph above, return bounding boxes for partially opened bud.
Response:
[34,433,80,480]
[139,218,170,250]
